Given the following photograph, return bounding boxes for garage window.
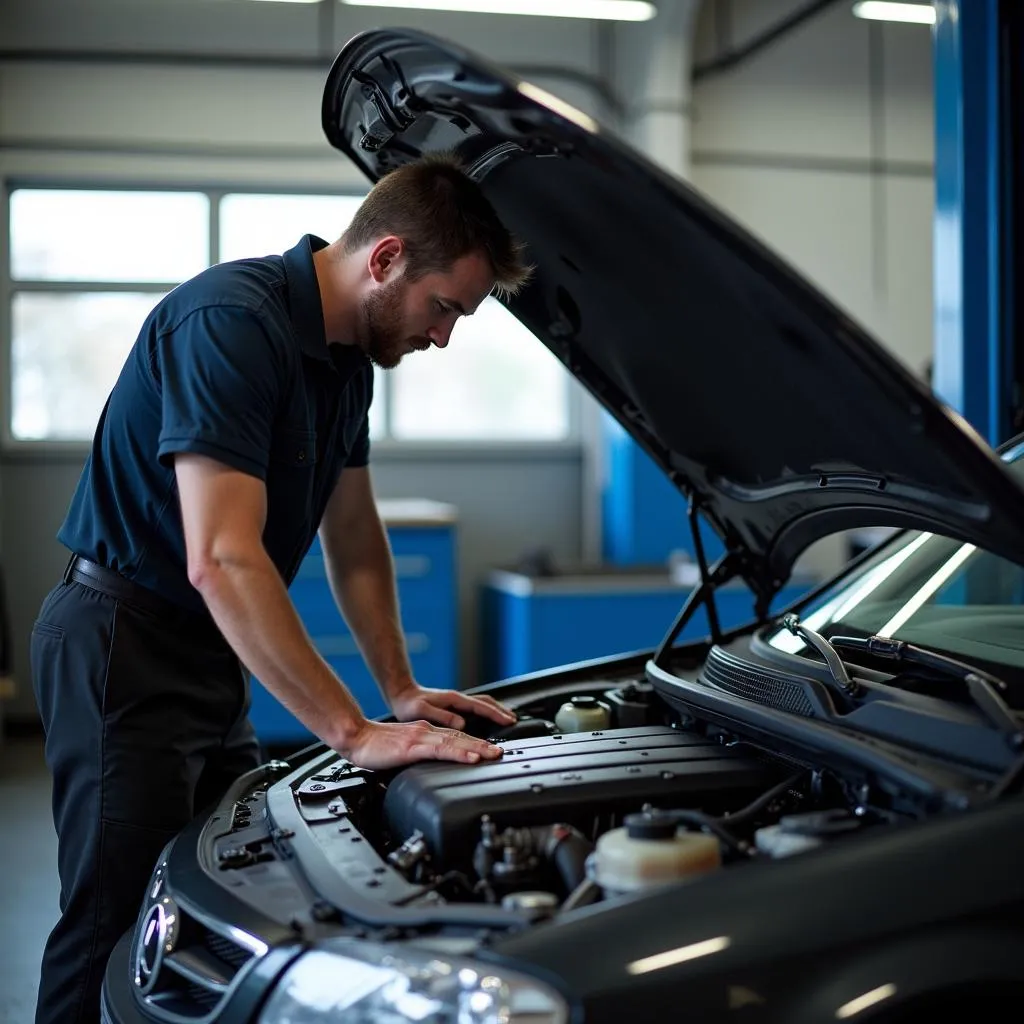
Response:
[390,299,569,440]
[4,185,570,445]
[8,189,207,441]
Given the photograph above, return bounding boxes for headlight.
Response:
[259,939,569,1024]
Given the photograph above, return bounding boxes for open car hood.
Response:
[322,29,1024,604]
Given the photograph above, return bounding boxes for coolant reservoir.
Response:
[754,808,861,859]
[589,811,721,895]
[554,695,612,733]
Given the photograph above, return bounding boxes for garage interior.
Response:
[0,0,1016,1020]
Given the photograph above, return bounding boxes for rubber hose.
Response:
[532,825,593,892]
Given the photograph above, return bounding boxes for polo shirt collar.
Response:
[283,234,332,362]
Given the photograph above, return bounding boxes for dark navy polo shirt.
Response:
[58,235,374,614]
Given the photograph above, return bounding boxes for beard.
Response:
[361,279,429,370]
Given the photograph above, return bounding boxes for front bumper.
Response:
[101,925,304,1024]
[101,930,150,1024]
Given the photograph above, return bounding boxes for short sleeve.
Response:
[154,306,283,480]
[346,413,371,468]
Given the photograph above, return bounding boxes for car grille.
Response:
[701,647,815,717]
[135,896,263,1022]
[204,931,254,972]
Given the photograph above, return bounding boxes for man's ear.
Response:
[368,236,404,283]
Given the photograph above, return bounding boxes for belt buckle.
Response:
[62,554,77,585]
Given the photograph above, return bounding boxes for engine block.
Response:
[382,725,779,866]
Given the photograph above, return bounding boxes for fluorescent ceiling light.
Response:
[341,0,657,21]
[852,1,935,24]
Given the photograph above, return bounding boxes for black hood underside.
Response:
[322,29,1024,602]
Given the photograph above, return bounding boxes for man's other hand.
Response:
[342,719,504,771]
[389,682,517,732]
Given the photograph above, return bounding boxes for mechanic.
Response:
[30,154,532,1024]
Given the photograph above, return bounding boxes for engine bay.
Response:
[213,673,920,932]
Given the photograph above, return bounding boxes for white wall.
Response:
[0,0,609,184]
[688,0,934,579]
[690,0,935,378]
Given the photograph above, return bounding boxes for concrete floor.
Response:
[0,738,58,1023]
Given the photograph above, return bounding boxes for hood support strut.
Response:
[652,495,785,666]
[652,498,742,668]
[689,495,720,642]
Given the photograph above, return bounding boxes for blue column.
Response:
[933,0,1016,446]
[601,413,724,566]
[601,414,685,564]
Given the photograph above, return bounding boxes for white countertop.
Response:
[378,498,458,526]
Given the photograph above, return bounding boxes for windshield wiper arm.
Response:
[831,635,1024,752]
[781,614,861,700]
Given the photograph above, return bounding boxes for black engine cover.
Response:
[382,725,778,866]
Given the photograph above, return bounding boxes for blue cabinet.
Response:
[480,567,814,682]
[249,500,458,744]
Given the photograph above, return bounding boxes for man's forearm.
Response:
[191,549,366,751]
[322,515,415,703]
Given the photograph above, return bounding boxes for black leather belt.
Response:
[64,555,204,624]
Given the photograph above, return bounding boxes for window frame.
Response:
[2,177,581,456]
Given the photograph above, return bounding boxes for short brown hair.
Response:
[342,153,532,299]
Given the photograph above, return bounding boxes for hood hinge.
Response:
[352,64,417,152]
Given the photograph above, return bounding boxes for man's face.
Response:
[360,249,494,370]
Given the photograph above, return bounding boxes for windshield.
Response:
[765,443,1024,706]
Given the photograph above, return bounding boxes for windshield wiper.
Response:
[831,634,1024,752]
[781,614,861,702]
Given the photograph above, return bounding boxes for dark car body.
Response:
[103,29,1024,1024]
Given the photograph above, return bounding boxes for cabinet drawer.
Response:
[297,529,454,611]
[289,598,452,656]
[388,528,454,610]
[309,604,454,690]
[293,550,440,587]
[318,643,450,704]
[247,660,388,745]
[289,579,344,634]
[251,522,457,745]
[322,655,389,718]
[311,631,436,659]
[248,641,454,744]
